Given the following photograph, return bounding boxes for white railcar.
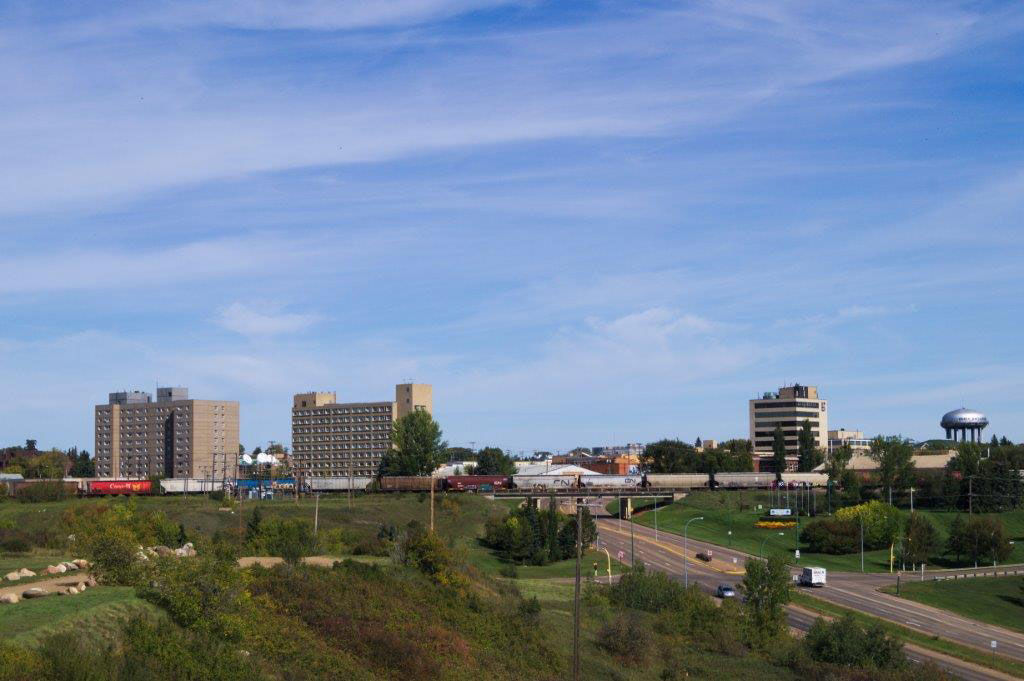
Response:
[159,478,224,494]
[512,475,579,490]
[308,476,374,492]
[644,474,711,489]
[579,475,643,490]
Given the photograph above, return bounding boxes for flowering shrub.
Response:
[754,521,795,529]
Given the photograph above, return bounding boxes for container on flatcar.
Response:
[579,475,643,489]
[379,476,439,492]
[511,475,579,490]
[88,479,153,495]
[444,475,511,492]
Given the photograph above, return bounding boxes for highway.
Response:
[590,506,1022,681]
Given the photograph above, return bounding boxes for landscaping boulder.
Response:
[0,593,19,604]
[62,561,79,571]
[67,586,79,595]
[4,572,20,582]
[18,568,35,578]
[152,545,174,557]
[22,587,48,599]
[54,564,67,574]
[86,578,98,587]
[73,559,89,569]
[44,565,60,575]
[77,581,87,591]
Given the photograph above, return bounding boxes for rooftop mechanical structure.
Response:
[940,408,988,443]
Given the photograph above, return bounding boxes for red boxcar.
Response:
[444,475,511,492]
[88,479,153,495]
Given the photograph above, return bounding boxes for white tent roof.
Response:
[513,463,592,476]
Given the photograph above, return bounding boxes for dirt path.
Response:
[0,573,91,598]
[237,555,340,569]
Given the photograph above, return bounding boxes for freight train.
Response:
[373,471,828,493]
[7,470,828,498]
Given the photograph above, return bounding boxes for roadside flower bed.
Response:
[754,520,796,529]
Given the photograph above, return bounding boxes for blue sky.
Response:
[2,0,1023,455]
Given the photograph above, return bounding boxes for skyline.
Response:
[2,1,1023,453]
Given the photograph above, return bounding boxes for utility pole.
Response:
[429,472,435,533]
[860,513,865,573]
[969,476,973,515]
[629,500,635,564]
[572,503,582,681]
[910,487,915,513]
[314,493,320,536]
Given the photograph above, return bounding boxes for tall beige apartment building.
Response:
[94,387,239,479]
[291,383,432,477]
[748,384,828,472]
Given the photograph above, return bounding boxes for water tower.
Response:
[940,408,988,443]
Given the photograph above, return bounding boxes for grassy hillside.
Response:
[0,586,159,645]
[622,490,1024,572]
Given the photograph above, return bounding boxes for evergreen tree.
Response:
[797,420,821,472]
[771,424,787,482]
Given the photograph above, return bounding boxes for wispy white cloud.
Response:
[216,302,322,337]
[0,1,989,214]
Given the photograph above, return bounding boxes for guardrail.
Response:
[931,568,1024,581]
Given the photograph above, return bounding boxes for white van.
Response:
[799,567,826,587]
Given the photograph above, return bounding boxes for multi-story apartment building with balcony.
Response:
[94,387,239,479]
[748,384,828,472]
[291,383,432,478]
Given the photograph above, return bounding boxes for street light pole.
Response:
[760,531,785,559]
[683,516,704,588]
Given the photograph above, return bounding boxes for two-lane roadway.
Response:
[591,510,1021,681]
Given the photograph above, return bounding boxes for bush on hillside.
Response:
[803,614,905,670]
[596,613,652,666]
[835,501,901,550]
[261,518,317,565]
[800,517,860,554]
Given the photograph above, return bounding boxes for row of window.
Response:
[753,401,823,410]
[293,406,391,417]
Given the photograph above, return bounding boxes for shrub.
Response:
[609,562,686,613]
[137,554,250,641]
[800,517,859,554]
[835,501,900,550]
[804,613,905,669]
[261,518,317,565]
[596,613,652,665]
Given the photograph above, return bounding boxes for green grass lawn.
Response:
[625,490,1024,573]
[0,586,159,645]
[881,575,1024,634]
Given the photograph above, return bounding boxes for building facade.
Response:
[827,428,872,454]
[749,384,828,472]
[94,388,239,479]
[291,384,432,478]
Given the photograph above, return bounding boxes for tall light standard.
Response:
[760,531,785,559]
[683,516,704,588]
